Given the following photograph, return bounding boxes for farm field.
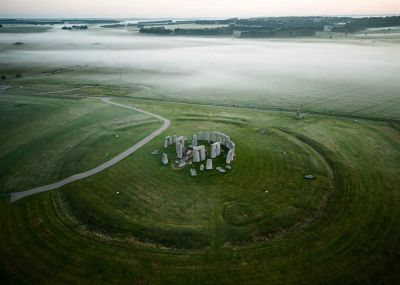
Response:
[1,28,399,120]
[0,26,400,284]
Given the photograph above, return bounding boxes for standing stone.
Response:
[164,137,169,148]
[211,142,221,158]
[190,168,197,177]
[211,132,217,143]
[200,164,205,171]
[206,159,213,170]
[168,136,173,145]
[162,153,168,165]
[226,149,233,164]
[205,132,210,143]
[175,136,186,159]
[200,148,206,161]
[192,134,198,147]
[173,135,177,143]
[210,143,217,158]
[216,143,221,156]
[176,141,183,159]
[193,150,200,162]
[231,142,236,158]
[193,145,206,162]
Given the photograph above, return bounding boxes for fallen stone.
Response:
[304,175,315,180]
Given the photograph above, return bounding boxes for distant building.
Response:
[232,31,242,38]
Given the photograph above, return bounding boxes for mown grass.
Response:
[0,94,160,192]
[0,83,399,284]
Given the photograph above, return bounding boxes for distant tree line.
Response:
[1,74,22,80]
[101,24,125,28]
[139,27,173,34]
[0,19,118,25]
[62,25,88,30]
[139,16,400,38]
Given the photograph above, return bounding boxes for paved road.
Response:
[10,97,170,203]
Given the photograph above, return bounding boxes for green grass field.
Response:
[0,74,399,284]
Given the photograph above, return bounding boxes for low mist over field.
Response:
[1,27,399,118]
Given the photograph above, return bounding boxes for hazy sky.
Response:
[1,0,399,18]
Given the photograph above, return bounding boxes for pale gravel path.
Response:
[10,97,170,203]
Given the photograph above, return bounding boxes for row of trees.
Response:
[62,25,88,30]
[1,74,22,80]
[139,16,400,37]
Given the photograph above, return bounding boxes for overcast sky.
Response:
[1,0,399,18]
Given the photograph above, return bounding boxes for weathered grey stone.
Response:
[230,142,236,158]
[304,175,315,180]
[151,150,159,155]
[193,149,200,162]
[200,148,206,161]
[193,145,206,162]
[216,143,221,156]
[164,137,169,148]
[162,153,168,165]
[179,161,186,168]
[206,159,213,170]
[190,168,197,177]
[204,132,210,142]
[192,134,198,147]
[175,136,186,159]
[176,142,183,159]
[200,164,205,171]
[226,149,234,164]
[211,142,221,158]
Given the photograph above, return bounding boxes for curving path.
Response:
[10,97,170,203]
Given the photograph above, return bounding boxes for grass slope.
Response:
[0,94,160,192]
[0,91,399,284]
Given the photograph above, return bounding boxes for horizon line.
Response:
[0,13,400,20]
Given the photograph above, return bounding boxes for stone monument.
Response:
[206,159,213,170]
[162,153,168,165]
